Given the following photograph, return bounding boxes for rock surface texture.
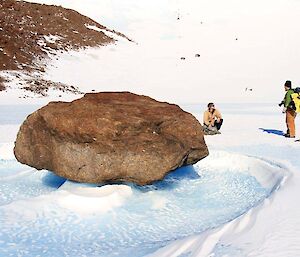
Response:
[14,92,209,185]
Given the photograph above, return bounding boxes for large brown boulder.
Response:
[14,92,209,185]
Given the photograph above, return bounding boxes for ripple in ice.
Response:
[0,159,66,206]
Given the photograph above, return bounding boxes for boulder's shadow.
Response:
[134,165,200,192]
[259,128,284,136]
[41,166,200,191]
[42,172,66,188]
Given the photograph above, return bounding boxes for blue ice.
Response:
[0,154,284,257]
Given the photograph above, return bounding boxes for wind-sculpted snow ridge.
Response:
[148,152,289,257]
[0,0,131,96]
[0,160,65,206]
[0,150,286,257]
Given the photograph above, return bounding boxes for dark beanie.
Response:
[285,80,292,88]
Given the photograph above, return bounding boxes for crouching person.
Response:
[203,103,223,135]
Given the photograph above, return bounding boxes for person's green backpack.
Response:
[291,87,300,113]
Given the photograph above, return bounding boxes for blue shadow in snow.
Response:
[259,128,284,136]
[42,172,66,188]
[134,165,200,192]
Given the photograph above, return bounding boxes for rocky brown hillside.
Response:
[0,0,131,95]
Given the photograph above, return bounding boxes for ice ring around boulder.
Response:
[14,92,209,185]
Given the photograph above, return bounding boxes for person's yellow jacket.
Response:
[203,109,222,126]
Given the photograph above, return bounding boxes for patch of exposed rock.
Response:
[0,71,83,97]
[14,92,209,185]
[0,76,5,91]
[21,77,82,97]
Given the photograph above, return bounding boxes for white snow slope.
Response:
[1,0,300,104]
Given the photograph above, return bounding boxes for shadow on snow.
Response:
[134,165,200,192]
[259,128,284,136]
[42,172,66,188]
[43,164,200,191]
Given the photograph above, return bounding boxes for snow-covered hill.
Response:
[2,0,299,105]
[0,0,130,98]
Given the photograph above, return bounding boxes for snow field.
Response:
[0,104,288,257]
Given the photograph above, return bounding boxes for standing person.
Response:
[203,103,223,135]
[280,80,297,138]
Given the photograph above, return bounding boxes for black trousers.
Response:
[215,119,223,130]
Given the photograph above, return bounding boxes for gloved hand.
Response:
[282,107,287,113]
